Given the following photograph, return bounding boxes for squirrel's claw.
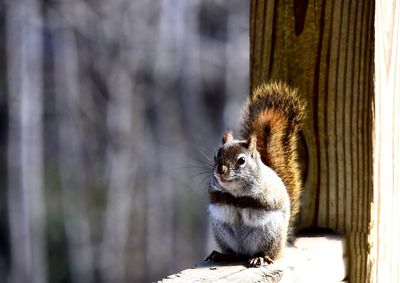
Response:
[248,255,274,267]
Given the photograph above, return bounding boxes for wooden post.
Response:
[372,0,400,282]
[250,0,374,282]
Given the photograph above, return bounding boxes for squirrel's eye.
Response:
[237,156,246,166]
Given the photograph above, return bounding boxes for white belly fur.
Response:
[208,203,288,256]
[208,203,285,228]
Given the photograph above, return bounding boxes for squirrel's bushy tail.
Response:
[241,82,306,231]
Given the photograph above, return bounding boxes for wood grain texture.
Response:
[373,0,400,282]
[159,235,346,283]
[250,0,374,282]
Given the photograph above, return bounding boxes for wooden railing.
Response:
[160,235,346,282]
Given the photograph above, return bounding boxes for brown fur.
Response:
[240,82,306,233]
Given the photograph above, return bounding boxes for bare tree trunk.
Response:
[6,1,47,283]
[95,2,140,282]
[99,63,136,283]
[144,1,184,278]
[53,20,95,283]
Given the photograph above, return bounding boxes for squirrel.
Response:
[205,82,306,267]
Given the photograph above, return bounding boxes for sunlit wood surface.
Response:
[160,235,346,283]
[373,0,400,282]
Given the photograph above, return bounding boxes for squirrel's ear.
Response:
[222,130,234,144]
[246,135,258,152]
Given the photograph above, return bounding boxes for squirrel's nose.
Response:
[217,164,228,174]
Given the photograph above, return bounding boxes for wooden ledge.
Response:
[159,235,347,283]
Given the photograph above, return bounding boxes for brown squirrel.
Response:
[205,82,306,267]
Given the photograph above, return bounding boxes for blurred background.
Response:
[0,0,249,282]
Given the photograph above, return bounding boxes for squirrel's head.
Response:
[212,130,262,196]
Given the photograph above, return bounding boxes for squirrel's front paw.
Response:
[248,255,274,267]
